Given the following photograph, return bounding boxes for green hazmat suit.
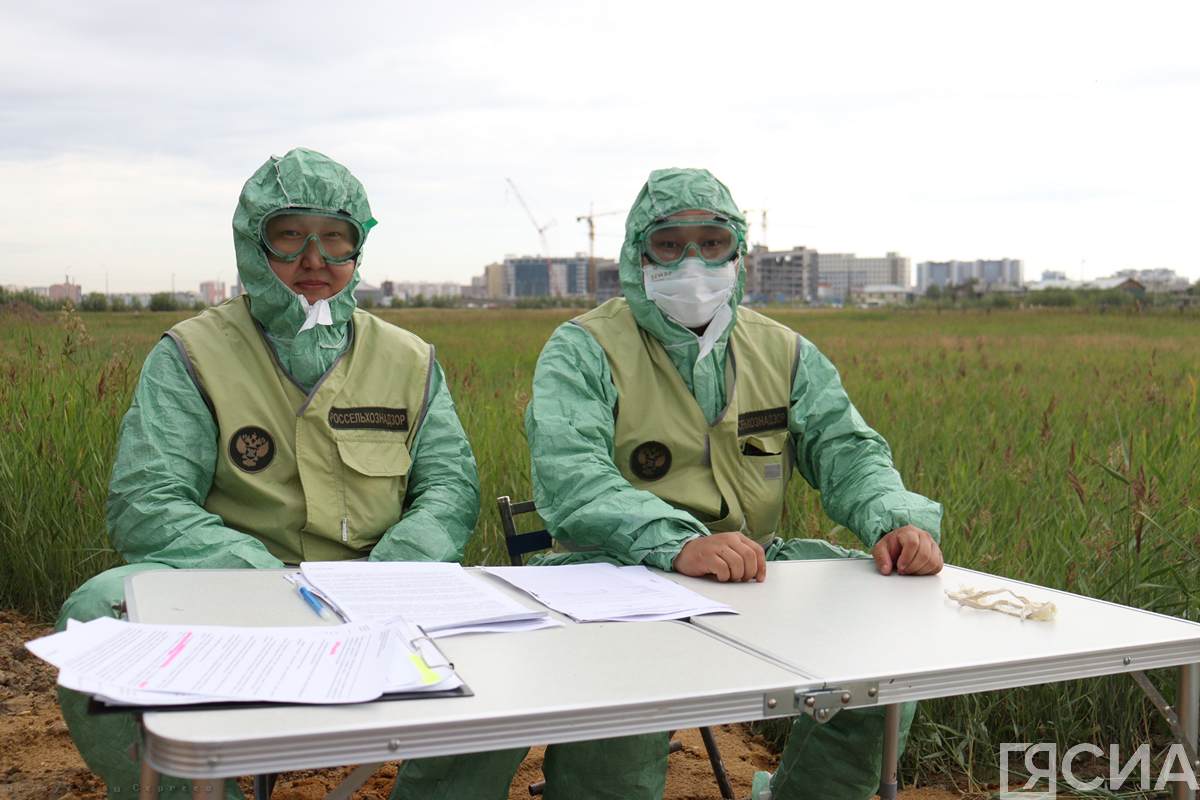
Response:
[56,148,481,799]
[394,168,940,800]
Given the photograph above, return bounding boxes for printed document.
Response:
[481,564,735,622]
[300,561,550,633]
[27,615,461,706]
[29,616,386,703]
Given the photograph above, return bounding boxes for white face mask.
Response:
[643,257,737,329]
[296,294,334,333]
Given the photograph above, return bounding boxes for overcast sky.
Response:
[2,0,1198,293]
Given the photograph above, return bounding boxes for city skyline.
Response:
[16,257,1191,307]
[12,254,1179,300]
[3,1,1199,293]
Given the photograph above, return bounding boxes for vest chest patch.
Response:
[328,406,409,432]
[630,441,672,481]
[737,406,788,436]
[229,426,275,473]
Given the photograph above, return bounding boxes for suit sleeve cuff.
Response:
[855,492,943,547]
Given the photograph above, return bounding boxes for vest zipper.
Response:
[340,517,349,544]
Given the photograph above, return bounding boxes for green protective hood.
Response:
[618,168,747,348]
[231,148,374,355]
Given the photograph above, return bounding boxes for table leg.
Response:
[253,773,275,799]
[326,763,384,800]
[879,704,901,800]
[698,725,736,800]
[1175,663,1199,800]
[138,756,160,800]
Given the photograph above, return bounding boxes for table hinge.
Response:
[796,681,880,724]
[762,688,796,717]
[762,681,881,721]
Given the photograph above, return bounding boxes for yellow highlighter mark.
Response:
[409,652,441,685]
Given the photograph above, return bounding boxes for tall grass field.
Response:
[2,304,1198,788]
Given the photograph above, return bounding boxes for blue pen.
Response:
[298,585,330,620]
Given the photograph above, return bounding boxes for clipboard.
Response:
[87,681,473,715]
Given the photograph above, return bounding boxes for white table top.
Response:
[666,560,1200,704]
[126,562,1200,778]
[127,569,814,779]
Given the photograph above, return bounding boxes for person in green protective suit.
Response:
[394,168,943,800]
[55,147,481,799]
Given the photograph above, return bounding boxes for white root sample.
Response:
[945,586,1057,621]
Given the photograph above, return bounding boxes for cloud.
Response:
[0,153,233,292]
[2,0,1198,291]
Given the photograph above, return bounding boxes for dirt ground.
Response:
[1,610,966,800]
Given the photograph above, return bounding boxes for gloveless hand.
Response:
[673,532,767,582]
[871,525,943,576]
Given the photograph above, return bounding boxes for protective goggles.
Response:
[260,208,365,265]
[640,217,742,268]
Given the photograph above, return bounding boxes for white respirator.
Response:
[643,257,738,329]
[297,295,334,332]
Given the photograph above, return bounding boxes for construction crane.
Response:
[741,208,769,250]
[505,178,555,256]
[576,204,622,295]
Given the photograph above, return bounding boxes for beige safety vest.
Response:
[574,299,798,544]
[167,296,433,563]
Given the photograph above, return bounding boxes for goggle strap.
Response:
[265,207,366,229]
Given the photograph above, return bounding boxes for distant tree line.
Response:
[1,287,208,313]
[363,294,594,310]
[1,287,72,311]
[512,296,594,309]
[918,280,1199,311]
[361,293,465,310]
[4,286,592,315]
[9,283,1192,317]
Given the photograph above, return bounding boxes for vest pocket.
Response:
[336,436,413,477]
[735,431,790,540]
[334,435,412,553]
[740,433,785,458]
[740,432,788,461]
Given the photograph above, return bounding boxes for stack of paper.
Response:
[482,564,735,622]
[299,561,559,637]
[26,616,460,707]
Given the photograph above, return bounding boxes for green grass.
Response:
[2,304,1198,787]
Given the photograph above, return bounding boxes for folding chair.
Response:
[496,496,736,800]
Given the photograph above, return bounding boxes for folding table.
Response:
[124,569,816,799]
[666,560,1200,800]
[122,563,1200,800]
